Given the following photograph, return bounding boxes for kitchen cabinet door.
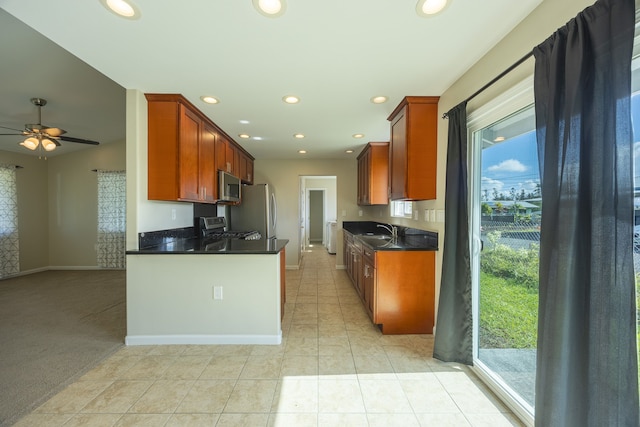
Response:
[357,142,389,206]
[362,250,376,321]
[177,104,201,201]
[216,136,236,175]
[199,123,217,202]
[387,96,439,201]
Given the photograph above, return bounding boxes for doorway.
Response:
[298,176,337,258]
[307,189,325,244]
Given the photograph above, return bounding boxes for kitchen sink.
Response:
[363,234,392,240]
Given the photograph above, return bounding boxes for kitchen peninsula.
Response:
[126,229,288,346]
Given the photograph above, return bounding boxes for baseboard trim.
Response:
[125,333,283,346]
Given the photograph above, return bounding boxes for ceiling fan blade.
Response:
[0,125,25,133]
[42,127,66,137]
[58,135,100,145]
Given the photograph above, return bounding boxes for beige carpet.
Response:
[0,270,126,427]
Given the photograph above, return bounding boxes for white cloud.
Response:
[487,159,527,173]
[520,180,538,191]
[481,177,504,192]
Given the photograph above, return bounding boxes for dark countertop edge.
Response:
[126,239,289,255]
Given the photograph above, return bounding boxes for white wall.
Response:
[47,139,126,267]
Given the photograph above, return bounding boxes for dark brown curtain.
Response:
[533,0,638,425]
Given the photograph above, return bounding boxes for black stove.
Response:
[197,216,261,241]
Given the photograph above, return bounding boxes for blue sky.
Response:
[482,92,640,200]
[481,130,539,199]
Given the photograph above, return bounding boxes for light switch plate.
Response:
[429,209,436,222]
[437,209,445,222]
[424,209,430,222]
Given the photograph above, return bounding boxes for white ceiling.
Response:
[0,0,542,159]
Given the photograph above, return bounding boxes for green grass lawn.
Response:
[479,271,538,349]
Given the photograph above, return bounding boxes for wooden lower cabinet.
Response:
[344,233,435,334]
[373,250,435,334]
[280,248,286,321]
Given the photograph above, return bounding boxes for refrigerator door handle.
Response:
[271,192,277,231]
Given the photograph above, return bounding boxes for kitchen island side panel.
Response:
[126,254,281,345]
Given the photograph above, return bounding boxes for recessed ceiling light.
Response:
[371,96,388,104]
[298,150,307,154]
[252,0,286,17]
[282,95,300,104]
[239,120,250,124]
[494,136,506,142]
[239,134,251,139]
[294,133,305,139]
[352,134,365,139]
[346,150,354,154]
[200,96,219,104]
[100,0,140,19]
[416,0,449,16]
[253,136,263,141]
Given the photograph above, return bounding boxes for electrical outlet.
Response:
[171,208,176,220]
[341,210,347,217]
[424,209,430,222]
[213,286,223,300]
[413,210,419,220]
[437,209,445,222]
[429,209,436,222]
[358,210,363,217]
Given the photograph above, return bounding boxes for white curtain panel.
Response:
[97,170,126,269]
[0,164,19,278]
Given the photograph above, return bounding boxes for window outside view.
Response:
[474,104,539,410]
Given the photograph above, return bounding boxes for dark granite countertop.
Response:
[343,221,438,251]
[126,227,288,255]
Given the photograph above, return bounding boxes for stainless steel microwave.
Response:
[218,171,241,203]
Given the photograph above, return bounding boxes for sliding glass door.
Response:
[470,99,539,417]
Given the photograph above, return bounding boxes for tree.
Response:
[495,202,504,213]
[482,203,493,215]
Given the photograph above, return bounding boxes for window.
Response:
[390,200,413,218]
[468,78,537,422]
[0,164,19,278]
[97,170,126,269]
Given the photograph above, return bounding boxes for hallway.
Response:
[16,246,521,426]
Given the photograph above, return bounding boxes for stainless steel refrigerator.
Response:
[229,183,277,239]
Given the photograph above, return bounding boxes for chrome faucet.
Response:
[377,223,398,239]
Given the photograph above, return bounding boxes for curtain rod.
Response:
[443,50,534,119]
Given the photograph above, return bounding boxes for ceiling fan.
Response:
[0,97,100,153]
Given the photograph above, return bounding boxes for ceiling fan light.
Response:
[416,0,449,16]
[20,137,39,151]
[253,0,286,17]
[42,138,57,151]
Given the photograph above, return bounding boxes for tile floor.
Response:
[15,247,523,427]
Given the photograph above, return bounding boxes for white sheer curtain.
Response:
[97,170,126,269]
[0,164,19,278]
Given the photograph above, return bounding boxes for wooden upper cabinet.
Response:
[199,123,217,203]
[146,93,254,204]
[216,135,236,175]
[387,96,439,201]
[238,151,254,184]
[357,142,389,206]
